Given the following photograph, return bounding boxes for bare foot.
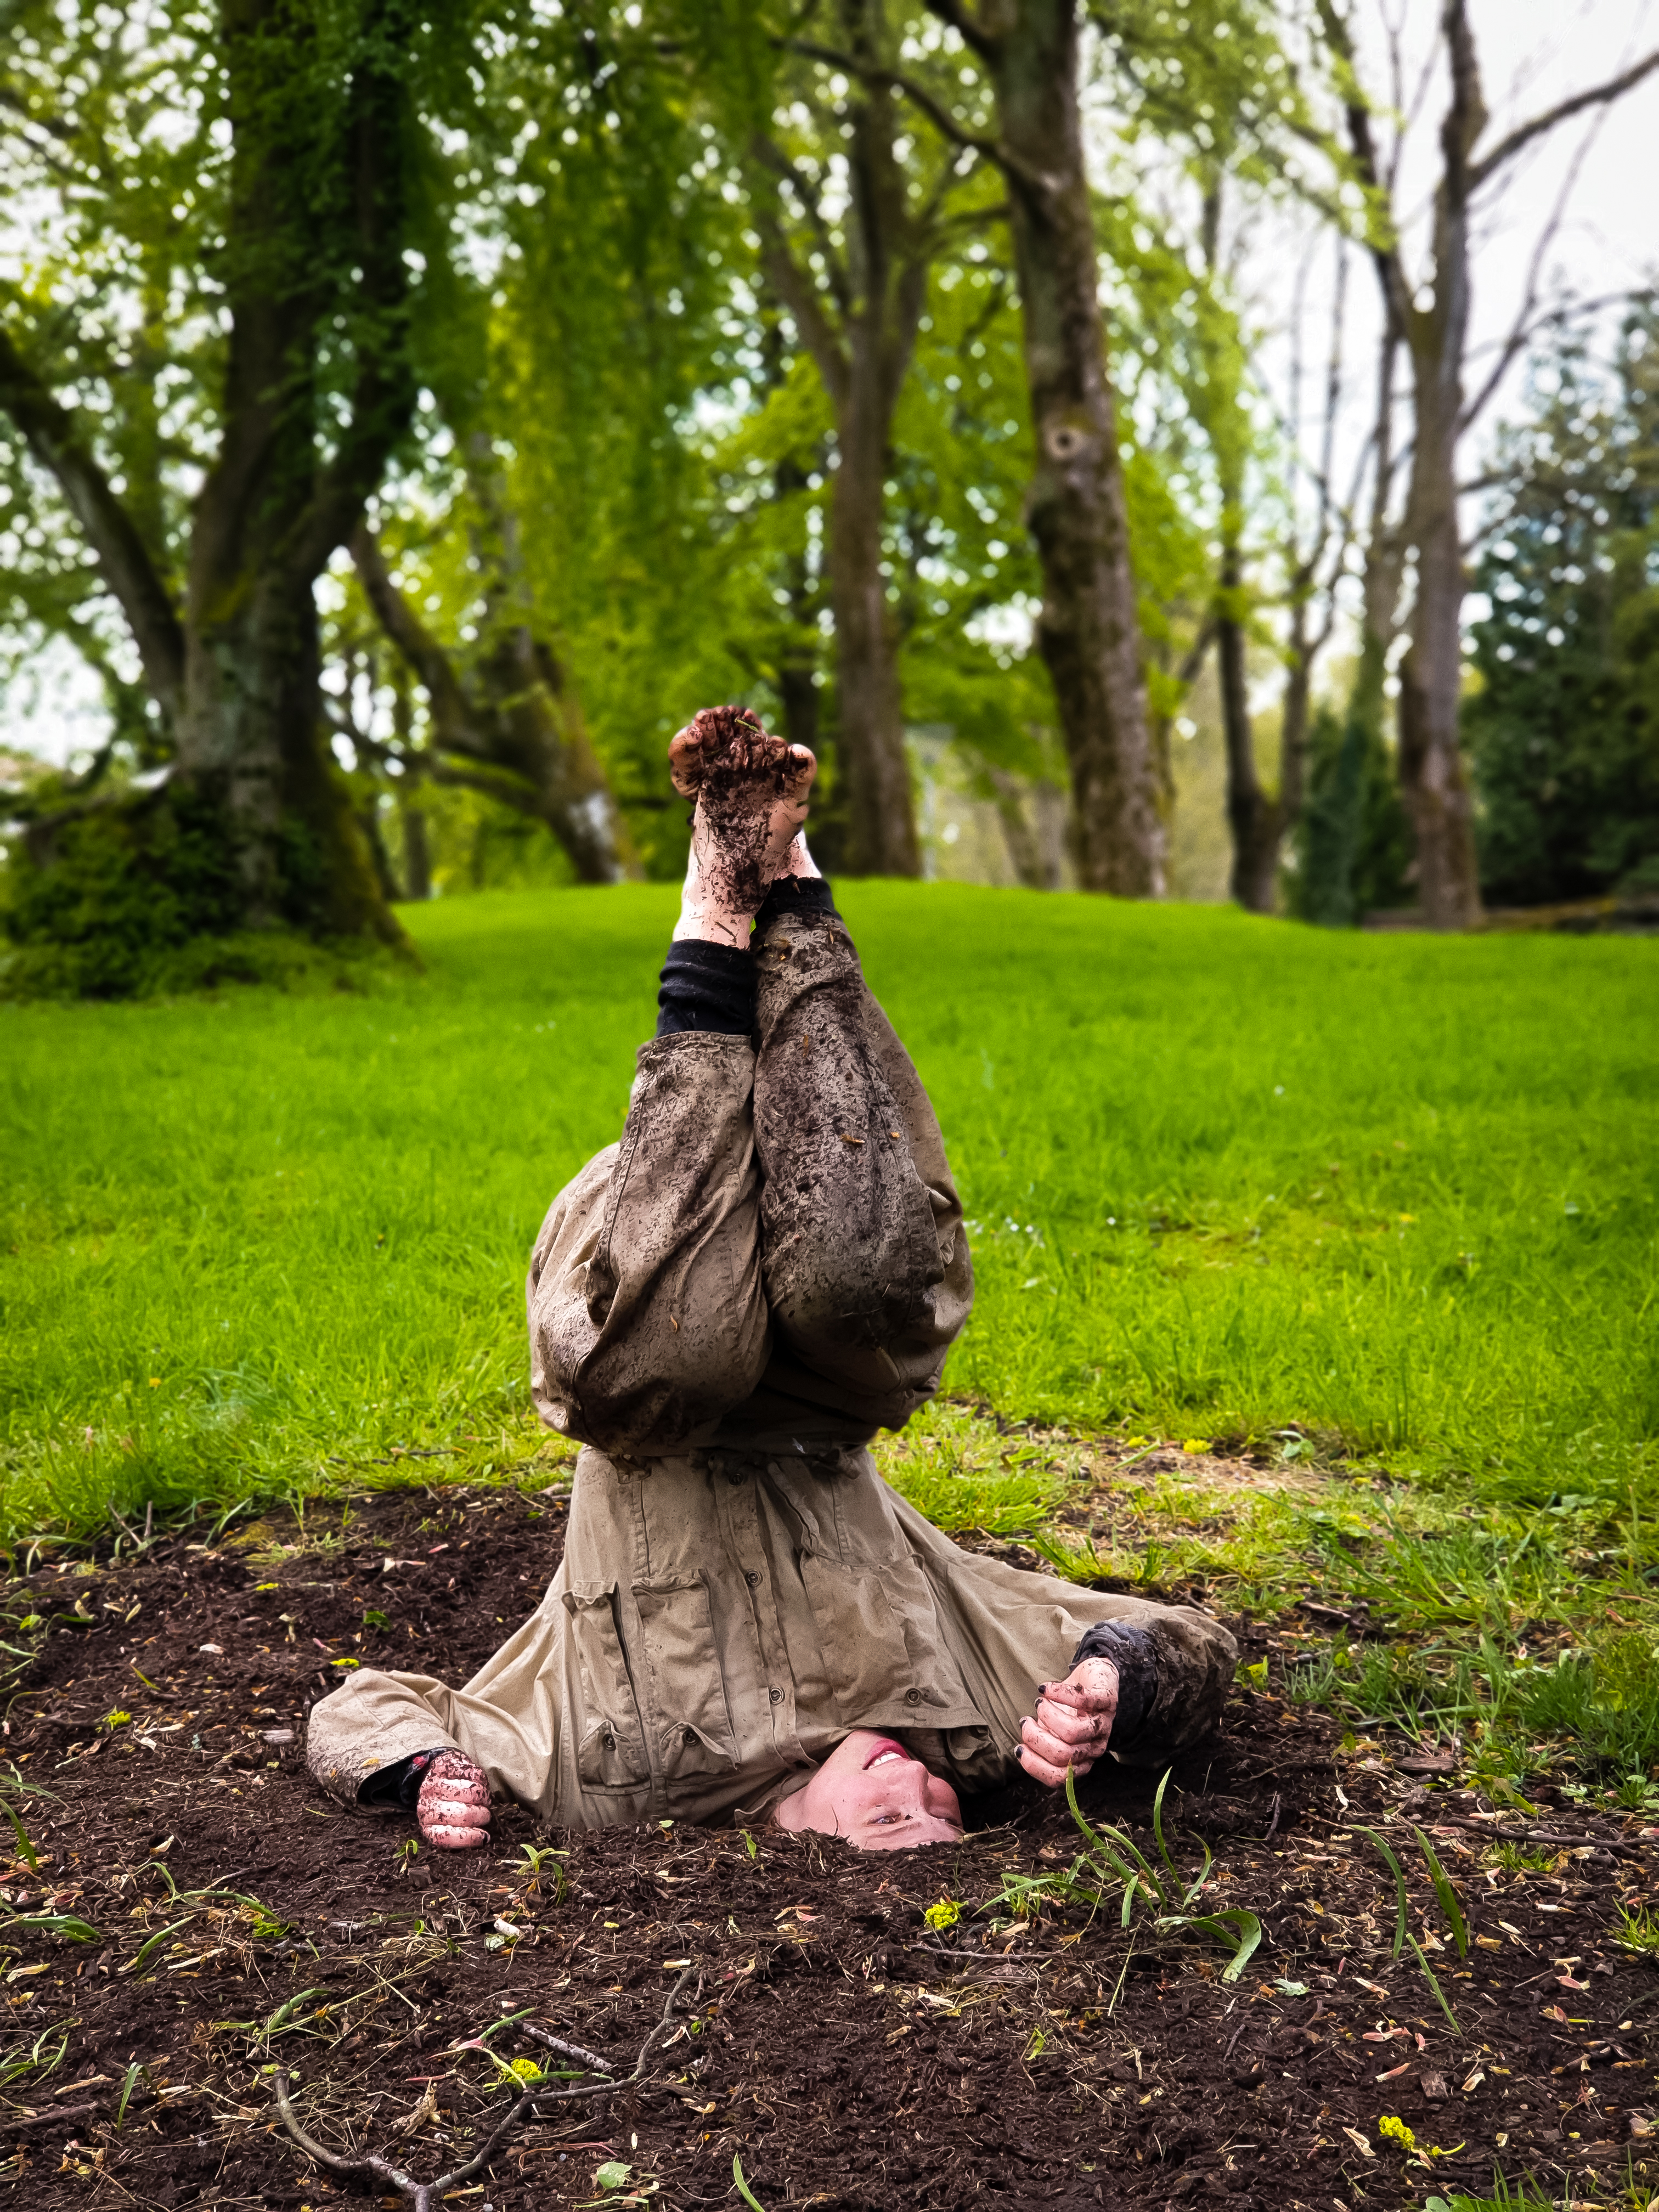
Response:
[669,706,816,945]
[416,1748,490,1849]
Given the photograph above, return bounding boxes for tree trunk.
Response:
[0,0,417,967]
[827,366,919,873]
[963,0,1164,896]
[985,761,1059,889]
[171,0,413,945]
[1397,363,1482,929]
[1391,1,1484,930]
[755,0,924,877]
[1217,536,1282,914]
[352,522,640,887]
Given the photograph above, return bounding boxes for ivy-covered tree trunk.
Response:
[0,0,420,979]
[935,0,1163,896]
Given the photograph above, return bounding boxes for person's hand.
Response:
[1017,1656,1120,1787]
[416,1750,491,1849]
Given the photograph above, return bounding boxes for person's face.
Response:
[775,1730,963,1850]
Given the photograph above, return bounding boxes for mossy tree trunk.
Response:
[0,0,421,957]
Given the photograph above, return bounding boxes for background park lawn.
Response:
[3,882,1655,1547]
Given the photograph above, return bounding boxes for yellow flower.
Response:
[1379,2115,1417,2152]
[923,1898,961,1932]
[1181,1438,1213,1454]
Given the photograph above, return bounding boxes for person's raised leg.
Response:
[747,839,971,1426]
[527,707,816,1457]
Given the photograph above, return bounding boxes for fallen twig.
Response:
[272,1966,698,2209]
[514,2024,615,2074]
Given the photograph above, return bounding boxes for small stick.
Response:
[272,1966,699,2208]
[514,2025,614,2074]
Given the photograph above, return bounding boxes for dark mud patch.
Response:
[1,1487,1654,2210]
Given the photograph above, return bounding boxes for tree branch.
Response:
[748,133,855,320]
[287,0,419,580]
[0,321,185,723]
[1470,47,1659,192]
[1459,116,1598,433]
[351,526,483,758]
[918,0,1000,62]
[784,37,1047,193]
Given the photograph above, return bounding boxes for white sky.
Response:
[9,0,1659,769]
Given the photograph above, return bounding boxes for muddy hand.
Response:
[416,1749,491,1849]
[1017,1656,1120,1787]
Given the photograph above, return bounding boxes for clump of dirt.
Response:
[0,1486,1654,2211]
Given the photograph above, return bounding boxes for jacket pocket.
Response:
[798,1552,963,1719]
[633,1577,739,1781]
[563,1583,649,1789]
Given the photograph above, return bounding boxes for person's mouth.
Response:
[862,1737,912,1772]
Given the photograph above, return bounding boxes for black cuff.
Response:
[655,940,758,1037]
[1069,1622,1158,1742]
[754,875,839,927]
[356,1747,447,1809]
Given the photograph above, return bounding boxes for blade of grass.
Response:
[2,1912,101,1942]
[1405,1933,1462,2036]
[114,2062,141,2129]
[1184,1909,1263,1983]
[0,1800,38,1872]
[1354,1826,1409,1960]
[1152,1769,1210,1909]
[262,1988,326,2038]
[732,2153,768,2211]
[121,1917,191,1974]
[1413,1827,1470,1958]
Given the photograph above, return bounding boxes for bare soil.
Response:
[2,1485,1654,2211]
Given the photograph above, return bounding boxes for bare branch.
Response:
[1470,47,1659,192]
[1459,113,1598,433]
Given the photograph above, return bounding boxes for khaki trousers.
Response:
[306,911,1237,1827]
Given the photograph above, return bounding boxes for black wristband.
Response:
[655,939,758,1037]
[754,875,839,927]
[356,1747,448,1809]
[1068,1622,1158,1742]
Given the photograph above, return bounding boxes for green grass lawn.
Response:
[2,883,1656,1545]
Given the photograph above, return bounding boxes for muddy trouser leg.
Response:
[526,1030,775,1458]
[750,901,973,1430]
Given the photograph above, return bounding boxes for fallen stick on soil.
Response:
[513,2024,615,2074]
[271,1966,698,2212]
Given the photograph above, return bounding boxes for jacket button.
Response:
[768,1686,783,1705]
[682,1726,699,1747]
[904,1688,922,1705]
[601,1732,616,1750]
[744,1571,760,1587]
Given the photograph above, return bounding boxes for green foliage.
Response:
[986,1768,1262,1981]
[1286,698,1413,924]
[1465,311,1659,906]
[1510,1636,1659,1774]
[1,885,1656,1540]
